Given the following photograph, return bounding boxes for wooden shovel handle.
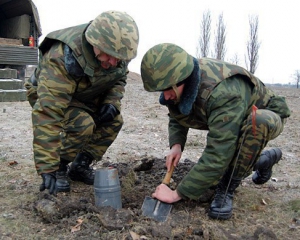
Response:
[162,164,175,185]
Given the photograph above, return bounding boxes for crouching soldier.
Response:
[25,11,139,195]
[140,43,290,220]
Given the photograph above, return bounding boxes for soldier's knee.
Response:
[253,110,283,139]
[85,120,95,135]
[64,107,95,135]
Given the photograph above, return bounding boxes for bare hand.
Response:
[165,144,182,171]
[151,184,182,203]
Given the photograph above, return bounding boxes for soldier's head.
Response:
[85,10,139,69]
[140,43,194,103]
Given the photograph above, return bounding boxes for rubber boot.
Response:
[56,160,70,192]
[252,148,282,184]
[208,173,241,220]
[68,152,95,185]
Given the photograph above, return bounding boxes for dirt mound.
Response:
[31,158,216,239]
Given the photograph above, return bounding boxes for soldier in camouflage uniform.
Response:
[24,11,139,195]
[140,43,291,220]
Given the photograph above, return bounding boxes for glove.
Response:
[39,172,57,195]
[97,104,119,123]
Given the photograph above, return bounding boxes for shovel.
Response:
[141,164,175,222]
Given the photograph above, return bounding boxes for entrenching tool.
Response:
[141,164,175,222]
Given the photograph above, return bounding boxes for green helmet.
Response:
[140,43,194,92]
[85,10,139,60]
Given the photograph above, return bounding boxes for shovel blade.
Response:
[141,196,172,222]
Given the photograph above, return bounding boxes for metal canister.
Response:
[94,167,122,209]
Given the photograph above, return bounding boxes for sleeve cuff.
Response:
[176,189,188,200]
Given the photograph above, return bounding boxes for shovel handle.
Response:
[162,164,175,185]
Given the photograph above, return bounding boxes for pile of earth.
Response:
[32,157,220,239]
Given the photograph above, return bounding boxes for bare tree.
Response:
[245,15,260,74]
[213,13,226,60]
[229,53,240,65]
[196,10,211,58]
[293,70,300,88]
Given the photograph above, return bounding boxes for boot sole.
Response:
[208,210,232,220]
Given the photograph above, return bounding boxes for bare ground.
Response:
[0,72,299,239]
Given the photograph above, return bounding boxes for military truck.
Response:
[0,0,42,101]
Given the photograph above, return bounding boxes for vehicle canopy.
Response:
[0,0,42,44]
[0,0,42,66]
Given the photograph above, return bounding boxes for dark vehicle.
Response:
[0,0,42,101]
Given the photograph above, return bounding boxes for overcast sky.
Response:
[32,0,299,84]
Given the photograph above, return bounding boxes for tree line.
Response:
[196,10,260,74]
[196,10,299,88]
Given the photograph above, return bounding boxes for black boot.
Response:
[252,148,282,184]
[68,152,95,185]
[56,160,70,192]
[208,174,241,220]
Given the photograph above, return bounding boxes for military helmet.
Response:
[85,10,139,60]
[140,43,194,92]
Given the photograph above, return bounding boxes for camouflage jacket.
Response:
[161,58,291,200]
[29,24,129,174]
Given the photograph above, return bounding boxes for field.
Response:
[0,72,299,239]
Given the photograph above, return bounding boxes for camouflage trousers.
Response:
[228,109,285,179]
[60,106,123,162]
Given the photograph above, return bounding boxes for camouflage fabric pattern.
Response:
[141,43,194,91]
[28,29,127,174]
[60,107,123,164]
[39,24,129,101]
[85,10,139,60]
[199,58,290,118]
[24,80,37,107]
[228,109,284,179]
[177,107,285,200]
[161,60,290,200]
